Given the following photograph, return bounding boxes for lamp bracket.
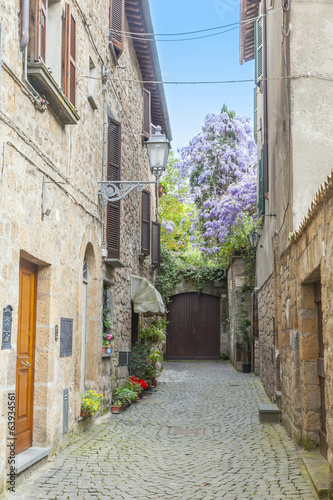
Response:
[98,180,157,204]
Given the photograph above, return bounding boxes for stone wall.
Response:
[257,274,279,401]
[0,0,166,495]
[257,174,333,492]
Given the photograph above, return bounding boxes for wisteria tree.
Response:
[175,107,257,260]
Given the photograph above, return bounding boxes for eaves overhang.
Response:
[240,0,260,65]
[125,0,172,141]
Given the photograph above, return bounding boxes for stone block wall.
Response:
[0,0,167,495]
[257,177,333,492]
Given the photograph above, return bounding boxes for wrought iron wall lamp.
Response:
[98,126,171,204]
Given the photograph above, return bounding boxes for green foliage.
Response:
[130,343,151,380]
[159,153,198,253]
[139,317,168,346]
[179,262,226,294]
[113,386,137,404]
[81,390,105,415]
[155,247,181,305]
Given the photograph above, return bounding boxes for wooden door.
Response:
[166,293,220,360]
[315,283,327,459]
[15,260,37,455]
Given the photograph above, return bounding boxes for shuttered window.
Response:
[107,118,121,259]
[141,190,151,255]
[143,88,151,140]
[64,3,77,106]
[254,87,258,143]
[109,0,125,53]
[152,222,161,268]
[35,0,47,62]
[258,145,265,216]
[255,17,263,83]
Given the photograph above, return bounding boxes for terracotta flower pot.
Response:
[80,410,91,418]
[152,377,157,388]
[102,346,107,355]
[111,405,122,414]
[148,380,153,390]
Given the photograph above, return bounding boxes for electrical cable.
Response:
[89,6,282,42]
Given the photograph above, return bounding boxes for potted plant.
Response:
[111,400,122,414]
[139,317,168,346]
[102,309,115,354]
[80,390,104,417]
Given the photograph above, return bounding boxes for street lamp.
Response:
[98,126,171,204]
[248,231,261,254]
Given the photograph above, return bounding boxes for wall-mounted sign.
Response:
[2,305,13,350]
[60,318,73,357]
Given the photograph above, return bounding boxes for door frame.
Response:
[15,259,37,455]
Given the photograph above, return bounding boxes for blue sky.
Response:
[149,0,255,153]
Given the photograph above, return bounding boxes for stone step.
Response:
[275,390,282,409]
[259,403,281,423]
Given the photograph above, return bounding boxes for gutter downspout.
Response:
[20,0,30,51]
[263,0,269,195]
[0,23,3,110]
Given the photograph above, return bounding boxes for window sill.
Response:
[27,62,80,125]
[102,353,112,359]
[104,258,125,268]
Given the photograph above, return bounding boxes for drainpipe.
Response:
[0,22,3,110]
[20,0,30,51]
[263,0,269,194]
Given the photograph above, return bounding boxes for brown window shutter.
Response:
[141,190,151,256]
[64,3,77,106]
[107,118,121,259]
[143,88,151,140]
[109,0,125,53]
[34,0,47,62]
[152,222,161,268]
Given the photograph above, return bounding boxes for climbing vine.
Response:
[155,247,226,305]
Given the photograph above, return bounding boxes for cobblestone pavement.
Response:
[11,362,316,499]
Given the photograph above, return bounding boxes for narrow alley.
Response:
[11,362,315,500]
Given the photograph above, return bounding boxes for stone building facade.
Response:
[240,0,333,491]
[0,0,171,495]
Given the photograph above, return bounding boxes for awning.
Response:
[131,275,165,316]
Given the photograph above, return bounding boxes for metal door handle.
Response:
[21,361,31,367]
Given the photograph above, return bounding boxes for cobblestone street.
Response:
[11,362,316,499]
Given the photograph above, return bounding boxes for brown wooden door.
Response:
[166,293,220,360]
[15,260,37,455]
[315,283,327,459]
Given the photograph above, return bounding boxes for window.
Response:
[107,118,121,259]
[64,3,77,107]
[109,0,125,54]
[143,88,151,140]
[27,0,79,123]
[254,17,263,84]
[141,190,151,256]
[258,145,265,215]
[152,221,161,267]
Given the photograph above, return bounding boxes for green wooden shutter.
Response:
[255,17,263,84]
[254,87,258,143]
[141,190,151,255]
[107,118,121,259]
[258,145,265,215]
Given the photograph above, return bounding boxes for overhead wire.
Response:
[88,6,283,42]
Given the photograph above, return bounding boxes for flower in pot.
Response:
[111,400,122,414]
[139,317,168,346]
[81,390,104,417]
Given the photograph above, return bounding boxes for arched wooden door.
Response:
[166,293,220,360]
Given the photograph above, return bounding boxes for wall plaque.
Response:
[2,305,13,350]
[60,318,73,357]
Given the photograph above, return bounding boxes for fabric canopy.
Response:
[131,275,165,316]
